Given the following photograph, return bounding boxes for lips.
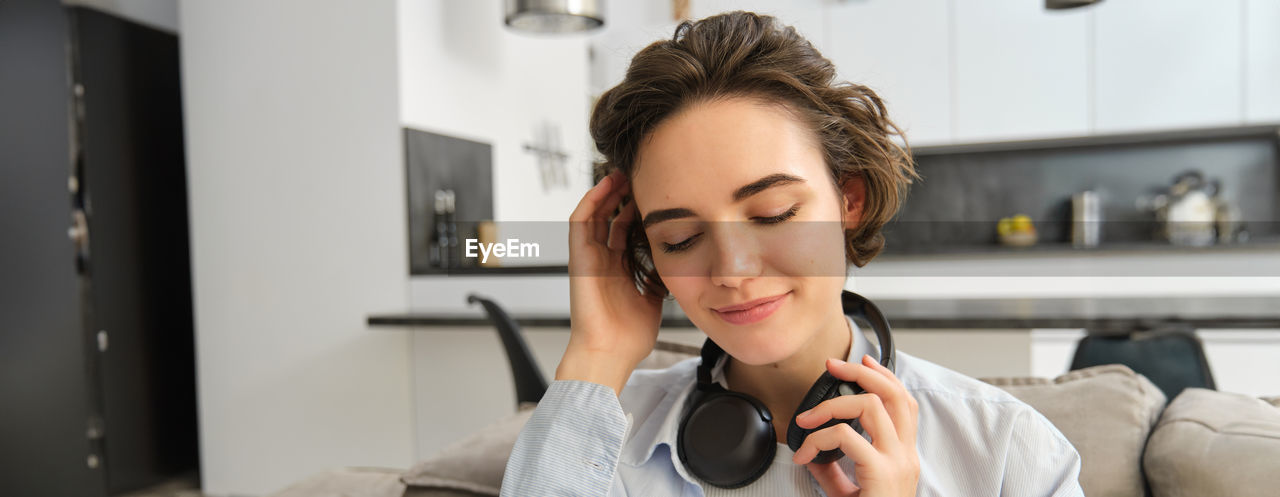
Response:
[714,292,790,312]
[712,291,790,325]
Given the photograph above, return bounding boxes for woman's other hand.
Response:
[557,170,665,397]
[792,355,921,496]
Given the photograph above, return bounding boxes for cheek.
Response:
[649,235,708,279]
[647,244,700,304]
[659,275,704,322]
[758,220,847,277]
[661,275,700,300]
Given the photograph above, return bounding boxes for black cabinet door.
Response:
[0,1,107,496]
[71,7,200,494]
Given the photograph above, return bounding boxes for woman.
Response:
[501,11,1083,496]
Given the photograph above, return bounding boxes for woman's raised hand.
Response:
[556,170,666,397]
[792,355,921,497]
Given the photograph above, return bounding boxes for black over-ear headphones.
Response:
[676,290,896,488]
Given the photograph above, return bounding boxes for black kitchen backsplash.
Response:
[883,126,1280,254]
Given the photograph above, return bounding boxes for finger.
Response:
[591,176,623,244]
[861,353,906,390]
[593,175,630,244]
[806,460,860,497]
[593,173,631,243]
[792,422,878,466]
[822,357,915,447]
[569,174,615,249]
[795,393,898,451]
[607,198,638,251]
[860,354,920,447]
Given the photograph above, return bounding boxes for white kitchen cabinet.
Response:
[1093,0,1245,133]
[953,0,1090,142]
[825,0,952,146]
[1246,0,1280,123]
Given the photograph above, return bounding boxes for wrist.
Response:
[555,350,637,397]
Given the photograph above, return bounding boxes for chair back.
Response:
[467,294,549,406]
[1071,323,1215,401]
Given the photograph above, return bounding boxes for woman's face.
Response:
[630,96,864,366]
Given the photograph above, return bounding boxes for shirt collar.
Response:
[619,314,874,476]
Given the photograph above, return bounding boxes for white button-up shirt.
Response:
[501,316,1085,496]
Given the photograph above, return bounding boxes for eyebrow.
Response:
[641,173,805,229]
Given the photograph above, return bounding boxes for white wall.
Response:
[397,0,597,458]
[180,1,412,495]
[588,0,679,97]
[398,0,592,225]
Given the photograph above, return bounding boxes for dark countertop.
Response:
[369,295,1280,330]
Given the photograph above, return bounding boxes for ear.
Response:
[840,174,867,231]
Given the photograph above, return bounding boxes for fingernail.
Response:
[863,354,874,364]
[829,358,846,366]
[798,409,813,419]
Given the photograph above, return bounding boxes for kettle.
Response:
[1149,171,1217,247]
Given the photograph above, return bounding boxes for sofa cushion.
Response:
[400,404,536,496]
[268,467,406,497]
[400,341,698,496]
[982,364,1166,497]
[1143,388,1280,497]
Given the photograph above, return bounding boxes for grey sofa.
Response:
[271,343,1280,497]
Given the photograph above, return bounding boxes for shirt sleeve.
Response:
[1000,407,1086,497]
[499,379,633,497]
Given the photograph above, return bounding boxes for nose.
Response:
[707,222,763,288]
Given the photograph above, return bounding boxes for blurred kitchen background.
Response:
[2,0,1279,496]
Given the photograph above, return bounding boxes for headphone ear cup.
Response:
[786,371,865,464]
[677,392,776,488]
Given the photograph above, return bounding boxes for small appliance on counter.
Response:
[1072,190,1102,248]
[430,189,464,269]
[1145,171,1218,247]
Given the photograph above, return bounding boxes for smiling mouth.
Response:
[713,292,789,312]
[712,291,790,325]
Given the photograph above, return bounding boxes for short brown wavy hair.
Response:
[590,10,919,300]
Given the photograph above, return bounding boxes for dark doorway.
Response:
[0,2,200,495]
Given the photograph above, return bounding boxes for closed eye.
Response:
[661,233,701,254]
[753,205,800,224]
[659,205,801,253]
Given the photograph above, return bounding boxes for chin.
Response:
[707,324,803,366]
